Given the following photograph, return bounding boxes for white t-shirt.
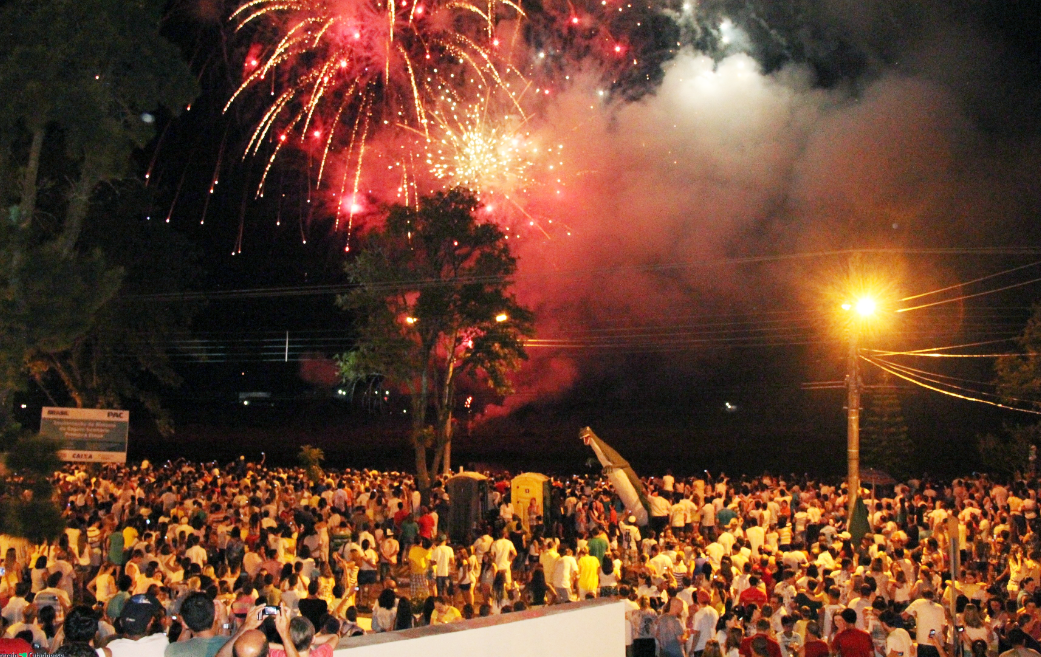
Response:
[691,606,720,651]
[552,555,578,590]
[905,598,945,644]
[431,545,454,577]
[107,633,169,657]
[490,538,515,572]
[886,628,913,657]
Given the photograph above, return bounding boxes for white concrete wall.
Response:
[332,599,625,657]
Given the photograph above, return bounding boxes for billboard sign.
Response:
[40,407,129,463]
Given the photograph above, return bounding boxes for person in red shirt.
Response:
[393,502,410,529]
[739,576,768,607]
[832,608,874,657]
[417,506,435,539]
[803,620,830,657]
[740,619,782,657]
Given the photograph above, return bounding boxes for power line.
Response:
[125,246,1041,302]
[898,275,1041,313]
[900,260,1041,302]
[862,355,1041,415]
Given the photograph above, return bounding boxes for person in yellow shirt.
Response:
[432,596,462,624]
[408,537,432,599]
[576,546,601,599]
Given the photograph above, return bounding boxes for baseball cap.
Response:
[120,594,160,635]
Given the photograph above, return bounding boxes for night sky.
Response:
[22,0,1040,477]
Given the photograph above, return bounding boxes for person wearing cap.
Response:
[688,589,719,657]
[106,593,168,657]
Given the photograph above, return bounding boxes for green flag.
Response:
[849,497,871,544]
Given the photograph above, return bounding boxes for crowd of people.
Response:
[0,457,1037,657]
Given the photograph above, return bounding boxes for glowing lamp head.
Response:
[249,59,258,67]
[495,313,508,323]
[614,44,623,53]
[571,16,579,24]
[312,129,321,138]
[855,297,877,317]
[415,5,423,13]
[405,316,417,325]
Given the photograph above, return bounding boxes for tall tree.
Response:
[24,182,199,434]
[860,376,914,479]
[338,189,535,490]
[989,304,1041,472]
[0,0,197,434]
[995,304,1041,410]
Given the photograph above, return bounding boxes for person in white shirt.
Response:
[490,529,517,585]
[880,611,913,657]
[551,547,579,602]
[106,595,169,657]
[903,589,946,657]
[688,590,720,655]
[430,536,455,597]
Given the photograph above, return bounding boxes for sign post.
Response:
[40,407,129,463]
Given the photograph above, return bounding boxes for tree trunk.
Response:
[58,165,99,258]
[0,135,11,213]
[412,433,431,492]
[18,127,45,227]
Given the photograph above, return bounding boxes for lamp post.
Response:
[843,297,875,520]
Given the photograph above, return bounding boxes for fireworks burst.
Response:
[226,0,527,233]
[425,100,534,198]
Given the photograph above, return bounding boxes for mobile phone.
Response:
[223,623,232,629]
[0,567,6,577]
[957,627,964,633]
[929,630,936,638]
[263,606,279,616]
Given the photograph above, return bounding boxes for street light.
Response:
[495,312,508,323]
[843,296,876,522]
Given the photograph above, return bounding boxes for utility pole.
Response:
[846,326,861,521]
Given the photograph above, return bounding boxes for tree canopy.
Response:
[338,189,535,489]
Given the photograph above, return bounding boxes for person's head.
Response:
[806,620,821,639]
[751,636,771,657]
[879,611,903,632]
[838,608,858,629]
[727,627,744,651]
[57,644,99,657]
[232,629,269,657]
[755,618,771,634]
[288,616,316,652]
[703,640,724,657]
[394,598,414,630]
[64,605,100,643]
[119,594,161,637]
[970,640,988,657]
[181,592,216,633]
[378,587,397,610]
[963,603,983,628]
[1008,629,1029,647]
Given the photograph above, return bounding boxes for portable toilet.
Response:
[510,472,551,531]
[445,472,489,543]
